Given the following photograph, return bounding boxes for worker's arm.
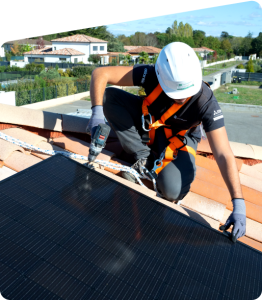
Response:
[87,66,134,135]
[206,126,246,242]
[90,66,134,106]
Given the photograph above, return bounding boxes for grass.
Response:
[80,87,139,101]
[214,85,262,105]
[205,61,240,70]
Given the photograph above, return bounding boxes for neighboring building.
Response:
[0,46,4,57]
[249,54,257,60]
[23,34,108,64]
[2,38,52,52]
[193,46,214,58]
[24,47,86,64]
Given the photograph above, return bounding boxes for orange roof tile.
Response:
[23,47,85,56]
[126,46,161,54]
[193,47,214,52]
[51,34,107,43]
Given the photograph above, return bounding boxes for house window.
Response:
[54,47,56,50]
[74,58,78,63]
[100,46,104,51]
[59,58,66,61]
[93,46,98,51]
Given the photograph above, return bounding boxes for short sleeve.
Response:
[132,65,158,93]
[200,99,225,132]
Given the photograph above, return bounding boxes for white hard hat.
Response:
[155,42,202,99]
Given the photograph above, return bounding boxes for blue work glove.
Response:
[220,198,246,243]
[86,106,105,137]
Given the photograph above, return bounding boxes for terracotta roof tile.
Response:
[193,47,214,52]
[51,34,107,43]
[126,46,161,54]
[23,47,85,56]
[4,151,42,172]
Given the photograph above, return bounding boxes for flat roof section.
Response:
[0,154,261,300]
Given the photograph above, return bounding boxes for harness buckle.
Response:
[149,149,165,179]
[141,113,152,132]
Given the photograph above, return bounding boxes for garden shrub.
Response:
[72,66,97,77]
[39,68,60,80]
[237,64,245,69]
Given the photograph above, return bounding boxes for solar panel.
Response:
[0,154,261,300]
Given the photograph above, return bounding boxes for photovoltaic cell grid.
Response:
[0,154,261,300]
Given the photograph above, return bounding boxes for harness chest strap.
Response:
[142,84,197,175]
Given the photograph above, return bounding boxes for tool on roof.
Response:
[88,123,111,163]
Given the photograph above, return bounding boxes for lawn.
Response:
[214,85,262,105]
[205,61,241,70]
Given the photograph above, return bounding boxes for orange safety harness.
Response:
[141,83,198,178]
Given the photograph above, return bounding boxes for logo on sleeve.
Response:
[141,68,148,84]
[213,109,224,121]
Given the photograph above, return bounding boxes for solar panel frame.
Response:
[0,154,261,300]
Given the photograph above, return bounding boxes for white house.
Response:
[0,46,5,57]
[24,47,86,64]
[23,34,108,64]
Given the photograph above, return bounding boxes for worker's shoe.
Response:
[121,157,154,184]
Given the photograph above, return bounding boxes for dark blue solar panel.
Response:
[0,154,261,300]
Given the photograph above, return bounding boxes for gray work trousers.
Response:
[103,87,197,201]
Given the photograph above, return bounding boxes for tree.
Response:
[130,32,147,46]
[221,39,232,52]
[203,36,221,51]
[193,30,206,47]
[108,40,125,52]
[145,33,158,46]
[88,54,101,64]
[36,37,45,49]
[241,32,253,56]
[171,21,179,36]
[246,58,254,73]
[251,32,262,56]
[10,42,20,56]
[20,43,34,54]
[221,31,229,39]
[178,22,185,37]
[184,23,193,37]
[230,37,243,55]
[138,51,149,64]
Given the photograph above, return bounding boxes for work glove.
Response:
[86,105,105,138]
[219,198,246,243]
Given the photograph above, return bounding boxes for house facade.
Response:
[23,35,108,64]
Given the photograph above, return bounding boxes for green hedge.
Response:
[15,80,90,106]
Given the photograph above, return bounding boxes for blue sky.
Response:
[107,1,262,38]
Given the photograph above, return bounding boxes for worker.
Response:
[87,42,246,243]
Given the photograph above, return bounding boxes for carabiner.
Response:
[141,113,152,132]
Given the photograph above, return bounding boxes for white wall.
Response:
[0,91,16,106]
[52,41,107,63]
[0,46,5,57]
[89,43,107,55]
[24,54,80,63]
[10,61,29,68]
[52,42,90,63]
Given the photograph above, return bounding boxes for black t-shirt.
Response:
[133,64,224,142]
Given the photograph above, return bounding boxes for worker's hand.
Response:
[220,198,246,243]
[86,106,105,137]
